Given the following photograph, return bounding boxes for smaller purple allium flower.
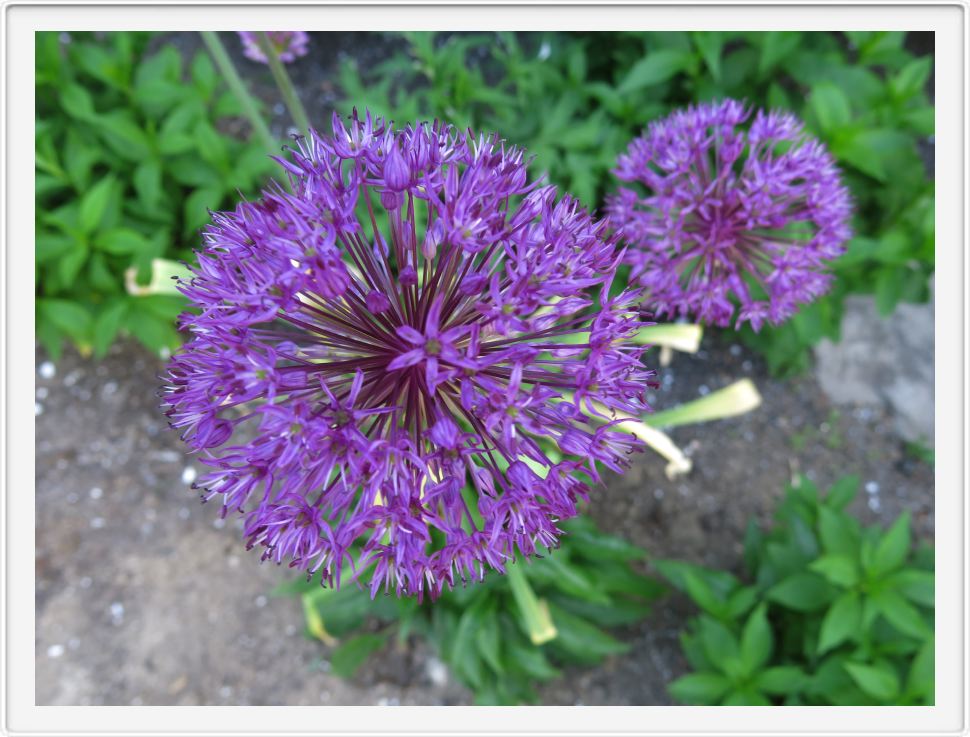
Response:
[238,31,310,64]
[606,99,853,331]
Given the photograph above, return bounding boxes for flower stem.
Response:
[256,31,311,137]
[646,379,762,429]
[200,31,276,154]
[506,564,558,646]
[634,323,703,353]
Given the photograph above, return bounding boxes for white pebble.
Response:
[89,487,103,500]
[39,361,56,379]
[865,481,880,495]
[90,517,105,529]
[426,657,448,686]
[178,507,191,520]
[79,577,92,589]
[537,41,551,60]
[653,488,665,500]
[68,638,81,650]
[867,496,881,512]
[212,518,225,530]
[698,384,710,396]
[159,347,171,360]
[110,602,125,620]
[181,466,197,485]
[729,344,742,357]
[47,644,65,658]
[254,595,267,608]
[36,387,49,400]
[35,403,43,416]
[219,686,232,698]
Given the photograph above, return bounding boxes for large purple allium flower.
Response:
[606,99,852,330]
[237,31,310,64]
[162,111,653,599]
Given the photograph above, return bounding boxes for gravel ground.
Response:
[34,334,933,706]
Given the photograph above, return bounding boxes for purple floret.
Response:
[606,98,853,330]
[161,111,654,600]
[237,31,310,64]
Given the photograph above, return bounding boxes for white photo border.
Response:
[4,2,966,735]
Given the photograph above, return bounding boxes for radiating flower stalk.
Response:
[162,112,656,599]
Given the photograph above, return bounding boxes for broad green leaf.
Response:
[873,589,931,639]
[36,232,75,264]
[96,227,151,256]
[191,51,219,99]
[906,635,934,703]
[810,554,859,588]
[891,57,932,100]
[617,50,691,94]
[888,569,934,607]
[690,32,723,81]
[58,83,97,121]
[474,604,503,675]
[810,82,852,133]
[183,187,223,236]
[135,45,181,86]
[757,666,807,695]
[97,112,153,161]
[722,689,771,706]
[329,632,388,678]
[79,176,116,234]
[451,604,485,687]
[38,299,92,344]
[698,616,741,676]
[869,511,911,577]
[875,267,905,316]
[818,506,860,557]
[133,79,186,119]
[92,299,129,359]
[133,160,163,211]
[767,572,834,612]
[63,129,100,191]
[844,661,900,702]
[757,32,801,76]
[504,641,559,681]
[683,570,727,617]
[817,591,861,654]
[668,672,730,705]
[546,602,629,661]
[826,475,860,510]
[832,129,910,182]
[740,603,773,674]
[194,120,229,169]
[58,242,89,284]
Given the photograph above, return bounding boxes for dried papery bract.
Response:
[607,99,853,331]
[162,111,654,599]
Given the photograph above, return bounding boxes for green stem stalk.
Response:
[256,31,311,137]
[200,31,276,154]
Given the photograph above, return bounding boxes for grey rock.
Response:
[814,288,934,443]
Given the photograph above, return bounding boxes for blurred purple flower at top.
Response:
[238,31,310,64]
[161,111,654,600]
[606,98,853,331]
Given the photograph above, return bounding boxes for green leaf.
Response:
[723,689,771,706]
[135,45,181,86]
[96,227,152,257]
[698,616,741,676]
[38,299,92,344]
[97,112,153,161]
[757,666,807,696]
[817,591,861,654]
[546,602,629,661]
[79,175,116,234]
[844,661,900,702]
[183,187,222,236]
[668,672,731,705]
[133,79,186,119]
[329,632,388,678]
[133,160,164,211]
[875,267,905,316]
[451,604,485,688]
[474,605,503,675]
[538,553,611,605]
[891,57,932,99]
[870,511,911,578]
[690,32,723,81]
[682,569,727,617]
[57,242,89,284]
[617,50,691,93]
[58,83,97,121]
[36,232,75,264]
[872,589,931,639]
[191,51,218,99]
[825,475,859,510]
[740,603,773,674]
[504,641,559,681]
[757,32,801,76]
[810,554,859,588]
[810,82,852,133]
[767,572,834,612]
[817,506,860,557]
[92,299,129,359]
[63,129,100,191]
[565,525,646,562]
[906,635,934,702]
[888,569,934,607]
[832,129,910,182]
[194,119,229,170]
